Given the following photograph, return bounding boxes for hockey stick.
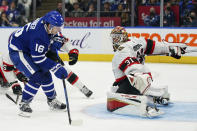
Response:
[5,93,17,104]
[62,78,83,126]
[16,82,26,104]
[6,81,26,105]
[15,94,20,104]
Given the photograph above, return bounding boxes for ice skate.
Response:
[18,101,32,117]
[144,106,164,118]
[47,98,66,110]
[153,96,169,105]
[80,86,93,98]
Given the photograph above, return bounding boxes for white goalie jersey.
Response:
[108,37,171,117]
[112,37,169,82]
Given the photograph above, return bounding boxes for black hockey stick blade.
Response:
[5,93,17,104]
[71,119,83,126]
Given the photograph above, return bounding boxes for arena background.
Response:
[2,27,197,64]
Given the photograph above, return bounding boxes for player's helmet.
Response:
[43,11,64,27]
[110,26,129,51]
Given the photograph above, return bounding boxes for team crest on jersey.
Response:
[133,44,142,51]
[118,46,124,51]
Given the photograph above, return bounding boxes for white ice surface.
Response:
[0,62,197,131]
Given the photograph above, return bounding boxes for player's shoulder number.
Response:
[14,23,31,37]
[14,18,40,37]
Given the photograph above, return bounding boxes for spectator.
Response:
[70,2,84,17]
[187,11,197,27]
[144,7,160,26]
[0,0,8,15]
[56,2,63,14]
[86,3,96,17]
[179,0,195,26]
[115,3,125,16]
[121,11,130,26]
[163,2,176,26]
[115,4,130,26]
[36,0,42,7]
[169,0,179,5]
[6,1,20,26]
[69,0,78,5]
[146,0,160,5]
[78,0,90,11]
[56,2,69,17]
[65,0,74,12]
[101,2,114,17]
[17,0,32,23]
[88,0,97,9]
[0,11,10,26]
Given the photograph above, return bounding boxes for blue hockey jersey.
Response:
[8,17,58,70]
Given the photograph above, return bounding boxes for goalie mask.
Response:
[110,26,129,51]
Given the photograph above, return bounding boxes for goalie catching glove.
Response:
[169,46,186,59]
[68,49,79,65]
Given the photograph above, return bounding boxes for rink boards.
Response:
[1,27,197,64]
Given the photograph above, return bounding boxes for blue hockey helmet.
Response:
[43,11,64,27]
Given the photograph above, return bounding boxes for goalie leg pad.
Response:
[145,85,170,98]
[107,92,164,117]
[146,85,170,105]
[107,92,148,116]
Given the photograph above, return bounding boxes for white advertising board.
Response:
[62,28,197,56]
[0,28,197,56]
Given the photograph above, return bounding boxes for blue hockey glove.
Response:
[51,64,68,79]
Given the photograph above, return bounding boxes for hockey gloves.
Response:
[51,64,68,79]
[68,49,79,65]
[169,46,182,59]
[10,81,22,95]
[16,72,28,83]
[46,50,64,65]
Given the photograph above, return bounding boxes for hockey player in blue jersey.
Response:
[8,11,92,117]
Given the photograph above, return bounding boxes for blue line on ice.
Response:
[83,102,197,122]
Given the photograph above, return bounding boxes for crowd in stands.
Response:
[0,0,41,27]
[0,0,197,27]
[59,0,197,27]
